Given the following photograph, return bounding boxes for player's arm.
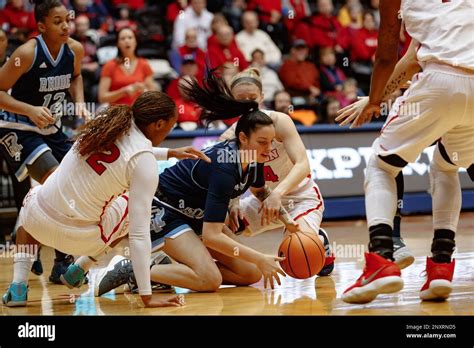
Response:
[152,147,211,162]
[201,167,285,289]
[0,40,54,128]
[271,112,311,196]
[349,0,402,128]
[68,39,90,121]
[218,122,237,141]
[128,152,183,307]
[337,38,421,126]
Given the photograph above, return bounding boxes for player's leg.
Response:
[2,225,41,307]
[342,69,461,304]
[94,203,223,296]
[421,116,474,300]
[41,130,76,284]
[392,171,415,269]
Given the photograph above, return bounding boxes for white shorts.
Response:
[373,63,474,168]
[19,185,129,257]
[239,181,324,236]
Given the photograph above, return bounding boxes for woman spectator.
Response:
[98,27,159,106]
[319,47,346,93]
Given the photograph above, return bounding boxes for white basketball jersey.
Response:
[261,110,312,193]
[39,122,153,222]
[401,0,474,70]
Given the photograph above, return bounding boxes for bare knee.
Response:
[195,265,222,292]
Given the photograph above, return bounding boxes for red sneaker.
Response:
[342,252,403,304]
[420,257,455,301]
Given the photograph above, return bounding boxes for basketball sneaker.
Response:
[342,252,403,304]
[94,254,172,297]
[60,263,88,289]
[317,228,335,276]
[2,282,28,307]
[31,247,43,276]
[393,237,415,270]
[420,257,455,301]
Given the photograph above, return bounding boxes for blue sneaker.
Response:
[2,282,28,307]
[60,263,88,289]
[31,247,43,276]
[317,228,335,276]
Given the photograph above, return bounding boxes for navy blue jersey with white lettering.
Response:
[1,35,74,131]
[157,140,265,223]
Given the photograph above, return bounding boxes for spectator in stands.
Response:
[319,47,346,93]
[221,61,239,86]
[70,0,109,30]
[222,0,246,33]
[320,96,340,124]
[113,5,137,33]
[349,11,378,93]
[71,15,100,102]
[334,78,362,108]
[337,0,363,28]
[250,49,283,106]
[293,0,348,52]
[174,75,202,131]
[169,28,206,81]
[207,12,228,49]
[167,54,200,101]
[282,0,311,35]
[235,11,281,68]
[246,0,287,51]
[110,0,143,12]
[0,0,36,41]
[166,0,188,25]
[207,24,248,71]
[369,0,380,28]
[98,27,159,106]
[273,90,292,114]
[172,0,213,50]
[279,39,320,101]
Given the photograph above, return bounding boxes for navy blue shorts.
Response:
[0,128,72,181]
[150,198,204,252]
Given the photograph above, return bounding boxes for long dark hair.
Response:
[181,68,273,145]
[30,0,64,23]
[76,91,176,156]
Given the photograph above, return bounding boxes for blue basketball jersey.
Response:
[0,35,75,133]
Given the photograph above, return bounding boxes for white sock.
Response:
[430,147,461,231]
[75,256,96,273]
[13,252,36,284]
[365,154,401,228]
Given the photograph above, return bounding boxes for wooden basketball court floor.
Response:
[1,212,473,316]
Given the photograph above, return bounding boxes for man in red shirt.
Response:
[279,39,320,101]
[207,25,248,71]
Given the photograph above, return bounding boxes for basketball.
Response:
[278,231,326,279]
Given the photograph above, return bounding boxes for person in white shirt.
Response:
[2,91,209,308]
[172,0,214,50]
[235,11,282,67]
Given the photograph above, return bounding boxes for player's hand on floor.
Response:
[28,106,55,128]
[141,294,185,308]
[169,146,211,163]
[257,254,286,289]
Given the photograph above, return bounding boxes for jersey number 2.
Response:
[86,144,120,175]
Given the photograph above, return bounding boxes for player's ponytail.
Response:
[30,0,64,23]
[181,69,273,145]
[76,91,176,156]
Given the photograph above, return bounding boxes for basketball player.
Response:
[92,73,288,297]
[221,68,335,276]
[0,0,89,283]
[338,0,474,303]
[337,37,423,270]
[2,91,209,307]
